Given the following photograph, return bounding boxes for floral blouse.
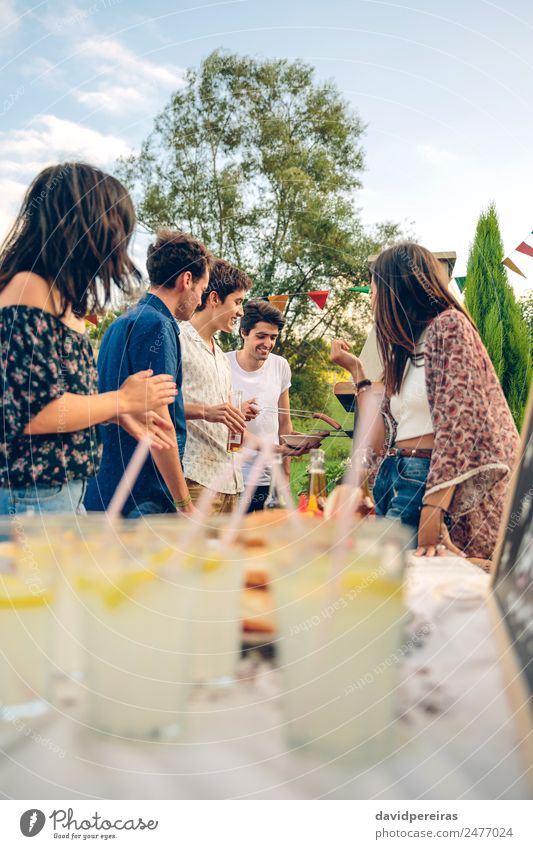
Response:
[0,306,102,488]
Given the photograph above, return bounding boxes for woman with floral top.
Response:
[0,162,177,515]
[331,242,520,561]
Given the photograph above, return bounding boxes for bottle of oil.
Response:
[226,389,243,453]
[264,455,287,510]
[308,448,327,512]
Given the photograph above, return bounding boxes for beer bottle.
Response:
[308,448,327,512]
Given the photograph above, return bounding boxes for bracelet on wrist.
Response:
[174,494,192,509]
[353,378,372,396]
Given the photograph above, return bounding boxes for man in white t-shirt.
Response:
[227,299,294,511]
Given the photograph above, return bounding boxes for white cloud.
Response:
[73,37,185,115]
[77,85,146,115]
[0,114,131,166]
[0,0,20,33]
[416,144,457,164]
[0,115,132,243]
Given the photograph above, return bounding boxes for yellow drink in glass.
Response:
[271,518,408,763]
[78,561,196,740]
[0,573,53,719]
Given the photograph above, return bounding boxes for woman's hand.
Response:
[119,370,177,415]
[118,411,176,451]
[415,505,467,557]
[330,339,366,382]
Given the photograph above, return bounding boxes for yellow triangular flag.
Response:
[503,256,527,278]
[268,294,289,313]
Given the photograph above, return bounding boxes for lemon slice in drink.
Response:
[77,570,156,608]
[0,574,53,608]
[341,571,401,596]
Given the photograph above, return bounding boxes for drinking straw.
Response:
[178,445,251,556]
[220,439,274,548]
[334,390,383,556]
[106,437,151,521]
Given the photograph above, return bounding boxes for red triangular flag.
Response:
[308,290,329,310]
[85,314,99,326]
[515,241,533,258]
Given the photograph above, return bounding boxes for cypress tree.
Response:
[465,203,531,429]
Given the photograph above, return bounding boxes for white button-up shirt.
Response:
[179,321,243,494]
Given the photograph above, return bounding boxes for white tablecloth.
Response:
[0,557,530,800]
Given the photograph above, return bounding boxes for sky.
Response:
[1,0,532,295]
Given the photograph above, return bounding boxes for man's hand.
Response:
[243,398,259,421]
[118,411,176,450]
[415,506,467,558]
[204,403,246,432]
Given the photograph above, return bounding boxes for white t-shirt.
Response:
[226,351,291,485]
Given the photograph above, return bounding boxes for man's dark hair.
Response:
[196,258,251,311]
[146,230,212,288]
[241,298,285,335]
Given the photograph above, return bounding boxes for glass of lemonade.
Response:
[0,518,54,720]
[271,517,409,764]
[76,522,198,740]
[186,539,246,686]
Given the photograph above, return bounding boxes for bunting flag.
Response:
[308,290,329,310]
[348,285,370,294]
[453,276,466,293]
[85,314,99,326]
[503,256,527,278]
[268,294,289,313]
[515,241,533,259]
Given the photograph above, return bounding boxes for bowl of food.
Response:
[280,431,328,450]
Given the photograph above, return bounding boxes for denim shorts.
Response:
[0,480,87,516]
[373,455,430,544]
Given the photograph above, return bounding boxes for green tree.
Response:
[117,50,400,397]
[518,291,533,359]
[465,203,531,428]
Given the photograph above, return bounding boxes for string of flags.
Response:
[264,291,330,313]
[503,232,533,279]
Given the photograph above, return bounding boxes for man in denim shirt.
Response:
[84,231,211,517]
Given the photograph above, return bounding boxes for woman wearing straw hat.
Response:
[330,242,520,561]
[0,162,177,515]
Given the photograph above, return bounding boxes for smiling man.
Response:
[227,299,293,512]
[180,259,252,512]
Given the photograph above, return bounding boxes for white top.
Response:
[389,330,434,441]
[227,351,291,485]
[179,321,242,494]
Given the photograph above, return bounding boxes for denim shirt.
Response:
[84,294,186,515]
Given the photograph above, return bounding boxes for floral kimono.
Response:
[374,309,520,559]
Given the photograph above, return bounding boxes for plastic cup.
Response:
[271,517,409,764]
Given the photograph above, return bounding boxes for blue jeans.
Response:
[125,500,177,519]
[373,455,430,545]
[0,480,87,516]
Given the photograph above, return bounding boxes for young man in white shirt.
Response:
[180,259,253,512]
[227,299,294,511]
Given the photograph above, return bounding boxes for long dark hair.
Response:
[372,243,474,396]
[0,162,140,317]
